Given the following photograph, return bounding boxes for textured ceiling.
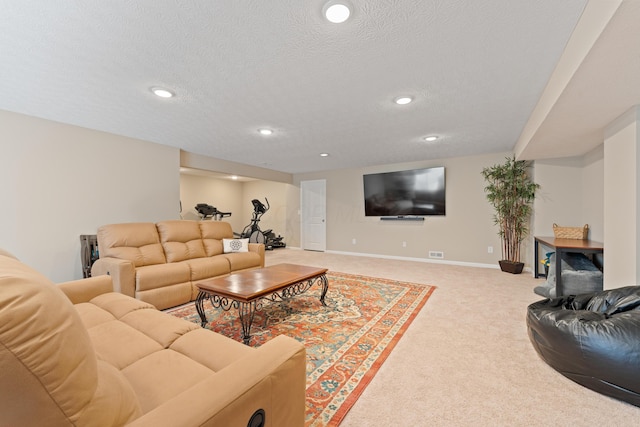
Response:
[0,1,587,174]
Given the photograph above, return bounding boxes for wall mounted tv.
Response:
[363,166,445,217]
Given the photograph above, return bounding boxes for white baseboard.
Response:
[322,249,499,269]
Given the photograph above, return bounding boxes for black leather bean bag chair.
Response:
[527,286,640,407]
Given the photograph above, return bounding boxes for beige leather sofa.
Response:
[0,250,306,426]
[92,220,265,310]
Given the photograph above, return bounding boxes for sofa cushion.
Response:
[122,349,214,414]
[199,221,234,256]
[223,251,263,271]
[89,291,155,316]
[136,262,191,292]
[75,361,143,425]
[83,294,202,369]
[185,256,231,281]
[137,283,194,311]
[120,308,200,348]
[170,328,253,372]
[87,320,164,370]
[74,301,119,329]
[157,220,206,262]
[0,253,142,426]
[98,223,166,267]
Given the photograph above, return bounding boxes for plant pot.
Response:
[499,260,524,274]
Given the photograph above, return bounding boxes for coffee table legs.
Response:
[196,291,257,345]
[195,291,239,327]
[318,274,328,306]
[237,301,258,345]
[195,291,208,327]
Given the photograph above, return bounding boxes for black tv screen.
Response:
[363,167,445,216]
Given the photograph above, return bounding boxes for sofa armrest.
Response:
[126,335,306,427]
[248,243,265,268]
[91,257,136,297]
[58,275,114,304]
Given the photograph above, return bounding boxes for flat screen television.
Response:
[363,166,445,216]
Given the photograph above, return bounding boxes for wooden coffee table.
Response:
[195,263,329,345]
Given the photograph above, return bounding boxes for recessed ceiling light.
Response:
[324,2,351,23]
[231,175,238,180]
[320,153,330,157]
[394,96,413,105]
[258,128,273,136]
[151,87,174,98]
[424,136,439,142]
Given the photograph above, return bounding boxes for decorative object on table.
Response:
[552,223,589,240]
[168,271,435,427]
[527,286,640,407]
[540,251,554,277]
[481,156,540,274]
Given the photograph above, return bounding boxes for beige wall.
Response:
[178,173,294,243]
[581,146,605,243]
[179,174,245,232]
[292,152,510,267]
[604,106,639,288]
[533,147,604,242]
[285,182,301,248]
[533,157,584,237]
[0,109,180,282]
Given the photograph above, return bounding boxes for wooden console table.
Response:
[534,236,604,297]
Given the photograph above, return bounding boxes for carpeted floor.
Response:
[167,271,434,426]
[263,248,640,426]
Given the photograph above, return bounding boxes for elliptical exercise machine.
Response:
[236,198,286,249]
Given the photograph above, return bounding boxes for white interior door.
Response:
[301,179,326,251]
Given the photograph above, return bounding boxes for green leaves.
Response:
[481,156,540,263]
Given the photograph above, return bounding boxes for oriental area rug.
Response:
[167,271,435,426]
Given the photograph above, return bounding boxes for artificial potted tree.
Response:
[481,156,540,274]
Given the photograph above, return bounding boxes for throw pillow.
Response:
[223,238,249,253]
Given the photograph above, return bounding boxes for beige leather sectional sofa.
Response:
[92,220,265,310]
[0,249,306,426]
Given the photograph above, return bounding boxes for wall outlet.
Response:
[429,251,444,259]
[488,246,493,254]
[402,241,407,247]
[352,238,356,245]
